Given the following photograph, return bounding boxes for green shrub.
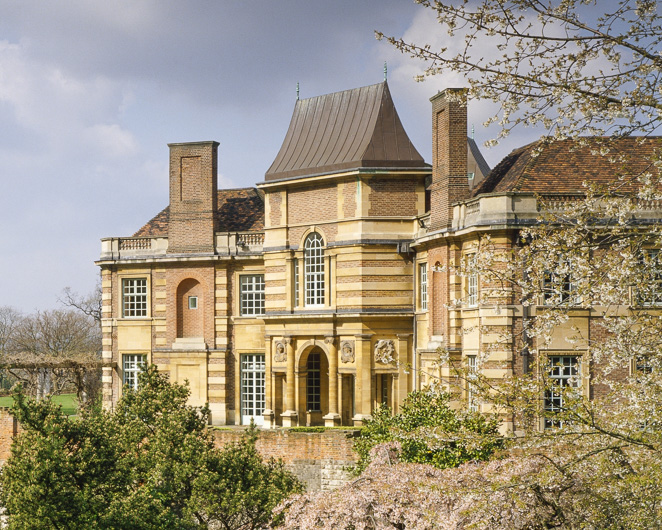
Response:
[353,390,502,474]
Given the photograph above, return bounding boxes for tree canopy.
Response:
[0,366,302,529]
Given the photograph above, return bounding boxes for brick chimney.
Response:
[429,89,469,230]
[167,141,219,254]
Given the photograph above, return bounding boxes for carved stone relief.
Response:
[274,340,287,362]
[340,340,355,363]
[374,339,396,364]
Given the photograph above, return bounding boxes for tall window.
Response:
[294,260,300,307]
[240,275,265,316]
[467,355,478,412]
[638,250,662,306]
[241,354,265,425]
[419,263,427,310]
[304,233,325,307]
[122,278,147,317]
[306,352,321,411]
[465,254,478,307]
[123,354,146,390]
[544,355,580,428]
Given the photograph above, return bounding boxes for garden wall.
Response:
[0,408,358,492]
[213,429,358,491]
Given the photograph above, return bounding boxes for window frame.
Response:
[464,254,479,308]
[419,263,428,311]
[637,249,662,306]
[467,354,478,412]
[306,352,321,412]
[121,277,149,318]
[544,354,581,429]
[304,233,325,307]
[541,259,577,306]
[240,274,265,317]
[122,353,147,391]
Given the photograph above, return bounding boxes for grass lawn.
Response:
[0,393,78,416]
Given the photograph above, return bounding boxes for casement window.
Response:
[304,233,325,307]
[419,263,428,310]
[240,275,265,316]
[467,355,478,412]
[544,355,581,428]
[122,278,148,317]
[306,352,321,412]
[637,250,662,306]
[241,354,265,425]
[465,254,478,307]
[467,272,479,307]
[542,260,575,305]
[123,354,146,390]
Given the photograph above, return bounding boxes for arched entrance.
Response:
[297,346,329,426]
[176,278,203,338]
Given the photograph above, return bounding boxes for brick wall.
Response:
[429,89,469,230]
[165,265,215,347]
[167,141,218,254]
[213,429,358,491]
[0,408,18,463]
[288,184,337,226]
[367,178,417,217]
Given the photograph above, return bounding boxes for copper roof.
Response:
[472,137,662,197]
[265,82,427,182]
[132,188,264,237]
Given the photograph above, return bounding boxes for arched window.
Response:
[306,352,321,411]
[304,232,325,306]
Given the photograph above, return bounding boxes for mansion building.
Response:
[98,81,661,429]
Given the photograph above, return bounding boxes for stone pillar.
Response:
[262,335,274,428]
[353,333,373,426]
[281,337,298,427]
[395,334,412,414]
[323,336,341,426]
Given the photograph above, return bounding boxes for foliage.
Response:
[279,444,662,529]
[378,0,662,144]
[0,366,302,529]
[0,306,101,401]
[353,391,501,474]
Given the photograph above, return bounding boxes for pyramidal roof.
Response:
[265,81,427,182]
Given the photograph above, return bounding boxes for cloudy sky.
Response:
[0,1,527,313]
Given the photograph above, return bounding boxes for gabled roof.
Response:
[132,188,264,237]
[472,137,662,197]
[265,81,427,182]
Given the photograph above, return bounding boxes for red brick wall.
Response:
[269,192,281,227]
[288,185,337,225]
[165,265,215,347]
[213,429,357,463]
[0,408,18,463]
[368,178,417,217]
[343,180,357,218]
[429,89,468,230]
[167,142,218,254]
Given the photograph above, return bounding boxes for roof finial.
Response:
[296,82,300,101]
[384,61,387,81]
[471,124,475,140]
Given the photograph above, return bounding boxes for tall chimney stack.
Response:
[429,89,469,230]
[167,141,219,254]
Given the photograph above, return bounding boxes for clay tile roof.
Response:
[132,188,264,237]
[472,137,662,197]
[265,81,427,182]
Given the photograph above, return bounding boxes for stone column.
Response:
[353,333,373,426]
[323,336,341,426]
[396,333,412,414]
[280,337,298,427]
[262,335,274,428]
